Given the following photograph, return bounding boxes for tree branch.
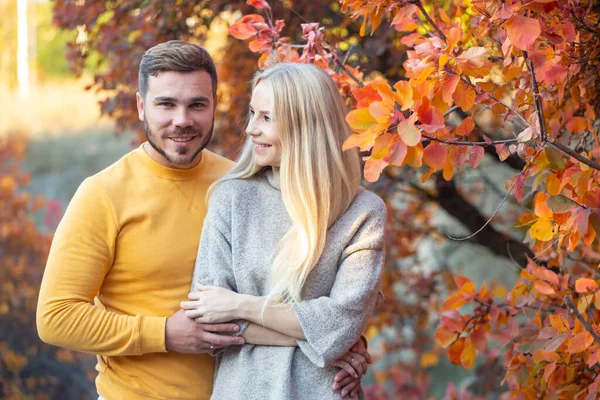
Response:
[523,51,548,142]
[548,141,600,171]
[564,296,600,344]
[422,133,518,147]
[411,0,447,41]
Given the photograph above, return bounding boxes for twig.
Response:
[564,296,600,344]
[335,58,365,88]
[548,141,600,171]
[460,76,529,127]
[446,172,521,241]
[422,133,517,147]
[443,105,459,117]
[523,51,548,142]
[411,0,447,41]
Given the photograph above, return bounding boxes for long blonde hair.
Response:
[214,63,361,304]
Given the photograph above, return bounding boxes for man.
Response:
[37,41,368,400]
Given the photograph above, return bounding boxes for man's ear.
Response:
[136,92,145,122]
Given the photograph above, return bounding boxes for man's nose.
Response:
[173,108,193,128]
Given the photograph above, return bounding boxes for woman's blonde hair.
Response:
[213,63,361,304]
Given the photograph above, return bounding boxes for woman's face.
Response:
[246,80,282,167]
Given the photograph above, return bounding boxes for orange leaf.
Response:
[533,280,555,295]
[228,15,265,40]
[505,15,541,51]
[364,157,388,183]
[448,337,465,365]
[495,144,510,161]
[454,275,473,289]
[567,331,593,354]
[423,142,448,170]
[532,267,559,286]
[248,38,272,53]
[397,120,421,146]
[405,142,423,167]
[549,314,569,333]
[455,117,475,136]
[543,361,557,382]
[460,337,476,369]
[566,117,587,133]
[247,0,271,9]
[393,81,414,110]
[343,132,377,152]
[389,140,408,166]
[441,75,460,105]
[441,292,469,312]
[453,82,476,111]
[434,327,458,348]
[369,102,393,125]
[420,351,439,368]
[455,47,488,71]
[533,350,560,364]
[346,108,377,133]
[576,278,599,293]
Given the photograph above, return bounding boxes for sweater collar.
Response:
[265,167,281,190]
[134,142,207,180]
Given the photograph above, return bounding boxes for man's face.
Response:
[136,70,215,169]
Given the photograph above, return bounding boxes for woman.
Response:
[181,63,386,399]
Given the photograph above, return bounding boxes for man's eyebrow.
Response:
[153,96,211,103]
[154,96,176,102]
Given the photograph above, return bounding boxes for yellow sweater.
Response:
[37,144,233,400]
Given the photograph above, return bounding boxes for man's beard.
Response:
[144,120,213,166]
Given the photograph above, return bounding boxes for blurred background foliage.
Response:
[0,0,544,398]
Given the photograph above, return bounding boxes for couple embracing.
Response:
[37,40,386,400]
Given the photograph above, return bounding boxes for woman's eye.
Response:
[264,116,271,122]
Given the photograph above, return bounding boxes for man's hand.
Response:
[165,309,245,354]
[332,336,372,398]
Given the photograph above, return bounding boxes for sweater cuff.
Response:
[140,316,167,354]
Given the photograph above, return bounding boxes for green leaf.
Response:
[546,195,579,214]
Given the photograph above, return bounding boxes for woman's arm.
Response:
[242,323,297,346]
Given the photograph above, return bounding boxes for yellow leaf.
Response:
[453,82,476,111]
[530,218,555,242]
[533,350,560,363]
[397,120,421,146]
[460,337,476,369]
[549,314,569,333]
[345,108,377,133]
[420,351,439,368]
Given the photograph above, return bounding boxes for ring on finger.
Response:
[210,344,214,350]
[350,356,355,363]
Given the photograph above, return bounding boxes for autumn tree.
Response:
[0,136,96,399]
[51,0,600,398]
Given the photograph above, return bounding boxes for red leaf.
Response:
[467,146,484,168]
[247,0,271,9]
[423,142,448,170]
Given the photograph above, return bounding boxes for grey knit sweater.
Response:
[191,168,386,400]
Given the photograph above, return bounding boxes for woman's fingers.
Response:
[185,308,204,319]
[332,374,355,391]
[340,380,360,398]
[331,360,359,379]
[180,299,201,309]
[334,369,350,383]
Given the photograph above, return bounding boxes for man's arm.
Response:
[36,178,242,356]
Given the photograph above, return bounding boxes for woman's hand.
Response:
[331,337,372,398]
[181,285,243,324]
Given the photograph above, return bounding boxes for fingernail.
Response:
[233,325,240,331]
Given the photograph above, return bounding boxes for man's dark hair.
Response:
[138,40,218,99]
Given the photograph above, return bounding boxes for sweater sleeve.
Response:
[191,183,248,336]
[36,178,166,356]
[293,200,386,367]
